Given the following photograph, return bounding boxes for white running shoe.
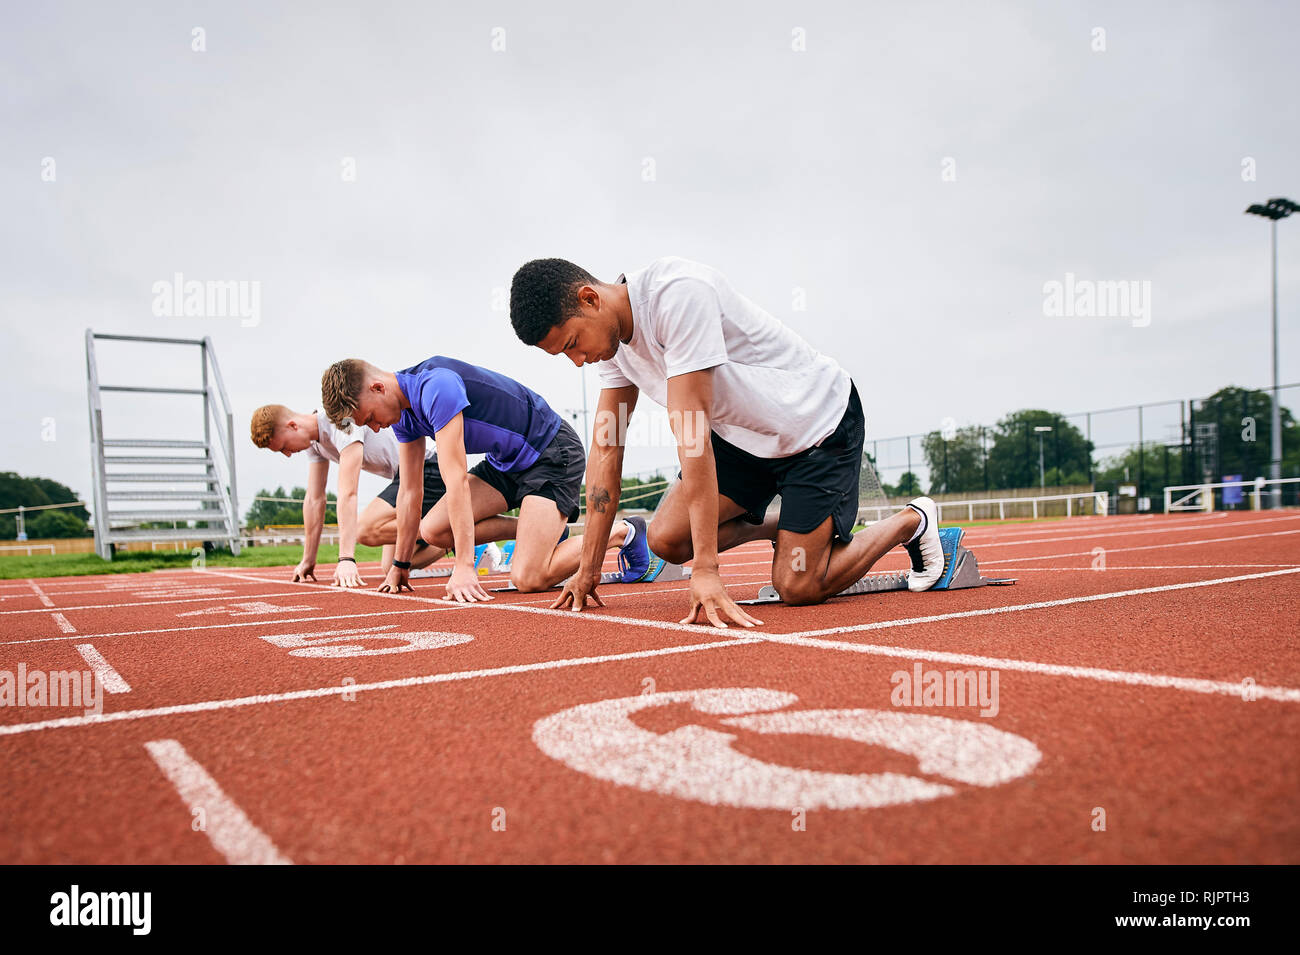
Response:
[481,541,504,574]
[904,497,943,592]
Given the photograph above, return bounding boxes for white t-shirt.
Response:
[597,257,852,459]
[304,410,435,478]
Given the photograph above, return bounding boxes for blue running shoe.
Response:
[616,516,653,583]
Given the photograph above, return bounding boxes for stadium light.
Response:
[1034,425,1053,490]
[1244,197,1297,508]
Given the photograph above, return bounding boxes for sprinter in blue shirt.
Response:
[321,356,650,601]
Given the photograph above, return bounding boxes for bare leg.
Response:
[418,476,512,551]
[359,497,448,569]
[772,509,921,605]
[508,500,637,592]
[644,478,777,565]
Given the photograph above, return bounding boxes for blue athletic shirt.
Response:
[391,356,563,473]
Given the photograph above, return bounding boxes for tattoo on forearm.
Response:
[590,486,611,514]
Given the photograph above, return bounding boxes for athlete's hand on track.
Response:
[377,566,412,594]
[332,562,367,588]
[551,569,605,612]
[292,560,317,583]
[680,570,763,629]
[441,566,493,603]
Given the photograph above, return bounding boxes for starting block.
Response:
[491,553,691,593]
[738,527,1015,605]
[410,542,503,579]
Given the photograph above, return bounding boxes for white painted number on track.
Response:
[259,625,473,659]
[533,688,1040,811]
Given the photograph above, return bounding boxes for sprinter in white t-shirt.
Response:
[510,257,944,628]
[250,405,493,585]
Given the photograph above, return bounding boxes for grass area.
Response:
[0,543,386,580]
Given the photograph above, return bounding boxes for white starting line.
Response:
[144,739,292,865]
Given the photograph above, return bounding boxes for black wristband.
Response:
[393,559,412,570]
[338,556,356,563]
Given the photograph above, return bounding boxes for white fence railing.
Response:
[859,491,1109,524]
[0,543,57,555]
[1164,477,1300,513]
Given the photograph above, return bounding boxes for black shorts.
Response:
[469,420,585,522]
[377,459,447,516]
[707,381,864,544]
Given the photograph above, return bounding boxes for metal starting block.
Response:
[738,526,1015,605]
[410,543,503,579]
[490,555,691,593]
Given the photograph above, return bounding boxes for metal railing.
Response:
[1164,477,1300,513]
[858,490,1110,524]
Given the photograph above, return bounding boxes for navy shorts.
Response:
[469,420,585,522]
[377,459,447,516]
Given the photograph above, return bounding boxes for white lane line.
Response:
[0,590,334,617]
[26,580,54,607]
[982,564,1300,571]
[202,566,733,634]
[962,513,1229,542]
[0,605,470,648]
[781,567,1300,640]
[973,514,1300,550]
[981,528,1300,564]
[0,638,759,737]
[744,633,1300,703]
[143,739,292,865]
[4,584,237,599]
[512,573,773,605]
[74,644,132,693]
[51,613,76,633]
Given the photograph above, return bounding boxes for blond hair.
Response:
[249,404,293,448]
[321,359,371,426]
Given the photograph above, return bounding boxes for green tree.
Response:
[27,510,88,538]
[0,473,88,538]
[986,411,1093,491]
[1190,386,1299,482]
[244,487,337,527]
[1094,442,1184,502]
[921,427,988,494]
[894,471,922,496]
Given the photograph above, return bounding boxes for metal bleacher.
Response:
[85,331,241,560]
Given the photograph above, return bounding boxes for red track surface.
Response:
[2,510,1298,863]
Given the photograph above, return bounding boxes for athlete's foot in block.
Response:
[904,496,943,592]
[616,517,652,582]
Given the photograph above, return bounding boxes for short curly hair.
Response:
[509,258,597,346]
[320,359,370,426]
[250,404,295,448]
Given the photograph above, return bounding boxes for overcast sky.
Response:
[3,0,1297,510]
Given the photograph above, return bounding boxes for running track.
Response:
[1,510,1297,863]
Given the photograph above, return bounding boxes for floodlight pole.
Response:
[1245,198,1296,508]
[1035,425,1052,490]
[1270,216,1281,507]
